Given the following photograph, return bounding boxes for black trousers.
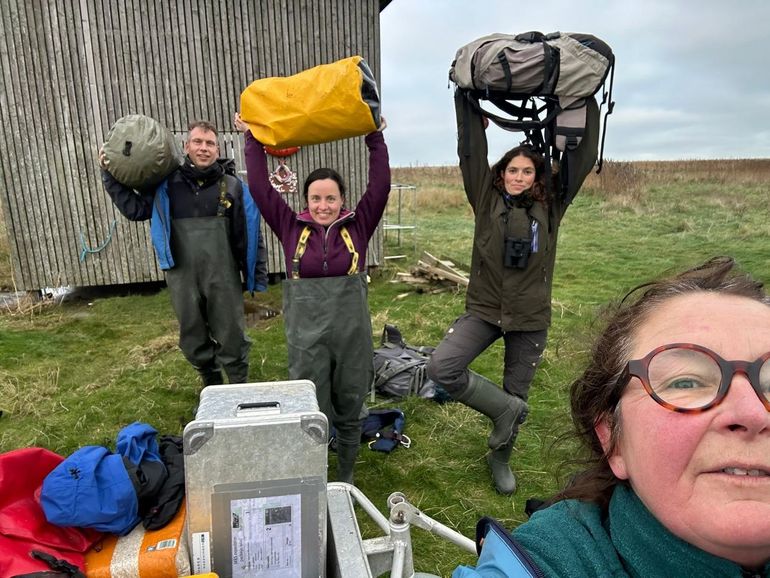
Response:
[427,313,547,400]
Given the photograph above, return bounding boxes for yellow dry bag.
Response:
[240,55,380,147]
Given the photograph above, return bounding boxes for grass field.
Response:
[1,158,769,575]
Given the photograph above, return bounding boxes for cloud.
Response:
[612,106,695,128]
[380,0,770,165]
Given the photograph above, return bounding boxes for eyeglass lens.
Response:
[647,347,770,409]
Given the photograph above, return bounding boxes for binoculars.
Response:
[504,237,531,269]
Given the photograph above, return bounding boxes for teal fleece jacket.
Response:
[512,484,770,578]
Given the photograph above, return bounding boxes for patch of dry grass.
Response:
[391,166,467,212]
[635,158,770,185]
[0,292,61,318]
[127,333,179,367]
[0,367,62,418]
[581,160,646,204]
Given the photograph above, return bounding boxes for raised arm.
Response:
[98,147,155,221]
[454,89,493,211]
[350,119,390,238]
[100,170,155,221]
[235,113,296,241]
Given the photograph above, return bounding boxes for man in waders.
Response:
[100,120,267,386]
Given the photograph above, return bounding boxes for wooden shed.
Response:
[0,0,393,290]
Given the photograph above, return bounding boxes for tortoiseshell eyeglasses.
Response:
[617,343,770,413]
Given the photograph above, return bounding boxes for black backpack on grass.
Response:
[372,325,450,402]
[449,31,615,203]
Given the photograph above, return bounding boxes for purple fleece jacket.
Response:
[243,130,390,277]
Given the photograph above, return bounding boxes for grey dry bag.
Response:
[102,115,183,189]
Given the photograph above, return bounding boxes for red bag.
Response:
[0,447,102,576]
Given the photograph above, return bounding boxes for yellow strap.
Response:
[291,226,359,278]
[340,226,359,275]
[291,226,312,279]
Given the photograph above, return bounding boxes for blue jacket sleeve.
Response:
[242,181,268,293]
[149,181,174,270]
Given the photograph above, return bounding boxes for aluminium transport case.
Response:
[183,380,328,578]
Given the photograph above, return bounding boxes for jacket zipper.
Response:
[321,213,355,275]
[508,536,547,578]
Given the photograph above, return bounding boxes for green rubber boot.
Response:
[487,442,517,495]
[454,372,529,450]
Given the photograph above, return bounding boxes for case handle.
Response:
[236,401,280,416]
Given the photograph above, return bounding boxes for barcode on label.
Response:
[153,538,177,550]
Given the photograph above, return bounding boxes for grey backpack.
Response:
[449,31,615,203]
[102,115,183,189]
[372,325,438,399]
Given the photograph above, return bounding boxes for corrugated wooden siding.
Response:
[0,0,384,290]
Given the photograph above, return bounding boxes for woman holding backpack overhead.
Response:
[426,89,580,495]
[233,112,389,485]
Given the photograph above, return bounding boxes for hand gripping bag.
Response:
[102,115,183,189]
[449,31,614,201]
[240,55,380,147]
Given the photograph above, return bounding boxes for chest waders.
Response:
[283,226,372,483]
[165,215,251,385]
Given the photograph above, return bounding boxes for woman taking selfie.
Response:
[456,257,770,577]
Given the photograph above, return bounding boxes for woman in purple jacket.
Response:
[234,113,390,483]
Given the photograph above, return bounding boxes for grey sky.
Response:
[379,0,770,166]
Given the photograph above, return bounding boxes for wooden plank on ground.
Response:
[417,251,469,286]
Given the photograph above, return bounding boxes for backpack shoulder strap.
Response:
[403,342,435,356]
[373,354,427,388]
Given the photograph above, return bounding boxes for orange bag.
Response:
[240,55,380,147]
[85,502,189,578]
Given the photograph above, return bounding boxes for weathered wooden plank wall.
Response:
[0,0,384,290]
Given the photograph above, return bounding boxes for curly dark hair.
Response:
[554,256,770,511]
[491,145,549,204]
